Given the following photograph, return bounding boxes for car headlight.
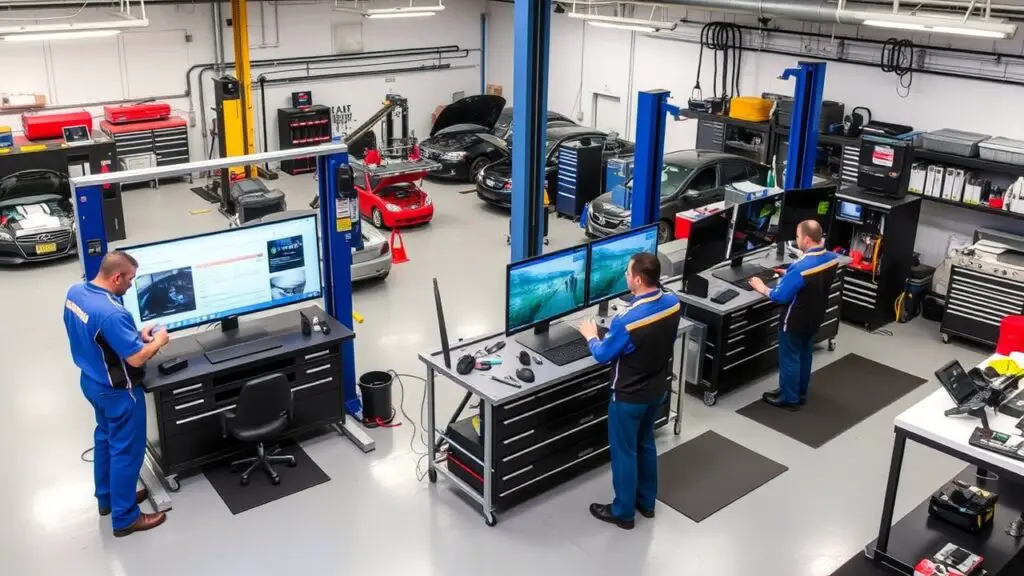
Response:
[424,195,432,206]
[441,151,467,161]
[0,230,11,241]
[385,203,401,212]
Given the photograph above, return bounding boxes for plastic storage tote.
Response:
[920,129,991,157]
[979,137,1024,166]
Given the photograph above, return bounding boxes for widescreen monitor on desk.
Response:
[713,194,782,283]
[506,244,588,353]
[587,223,659,306]
[120,213,323,363]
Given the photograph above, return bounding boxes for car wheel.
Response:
[372,208,385,229]
[657,220,672,243]
[470,156,489,179]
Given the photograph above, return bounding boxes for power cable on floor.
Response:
[388,370,434,481]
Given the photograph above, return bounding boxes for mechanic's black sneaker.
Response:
[99,488,150,516]
[636,504,655,519]
[763,392,801,411]
[766,388,806,405]
[113,511,166,537]
[589,503,634,530]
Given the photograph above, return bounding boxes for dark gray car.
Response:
[585,150,768,242]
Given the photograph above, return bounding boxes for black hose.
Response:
[698,23,744,100]
[880,38,915,97]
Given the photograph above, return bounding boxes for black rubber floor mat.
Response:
[657,431,788,523]
[204,442,330,515]
[736,353,927,449]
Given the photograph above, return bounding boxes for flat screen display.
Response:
[587,224,659,305]
[778,186,836,242]
[120,214,322,331]
[728,195,782,260]
[685,206,734,277]
[506,245,587,335]
[837,200,863,223]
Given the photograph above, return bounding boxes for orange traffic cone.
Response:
[389,228,409,264]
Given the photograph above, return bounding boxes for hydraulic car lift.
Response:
[71,143,375,510]
[781,61,826,190]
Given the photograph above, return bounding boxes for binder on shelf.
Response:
[925,165,945,198]
[908,162,926,195]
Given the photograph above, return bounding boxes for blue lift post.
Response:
[631,89,683,230]
[509,0,552,262]
[781,62,826,190]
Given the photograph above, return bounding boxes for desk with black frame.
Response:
[141,305,354,494]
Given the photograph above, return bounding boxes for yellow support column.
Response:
[231,0,256,178]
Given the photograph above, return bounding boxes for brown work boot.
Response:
[113,511,166,538]
[98,488,150,516]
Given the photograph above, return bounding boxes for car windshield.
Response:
[624,164,694,198]
[490,109,514,137]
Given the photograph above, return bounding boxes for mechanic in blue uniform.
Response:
[63,251,170,537]
[750,220,839,411]
[577,252,681,530]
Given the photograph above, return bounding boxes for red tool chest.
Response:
[21,110,93,141]
[103,102,171,124]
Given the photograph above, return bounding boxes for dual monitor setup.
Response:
[684,185,838,291]
[505,224,659,364]
[117,213,324,364]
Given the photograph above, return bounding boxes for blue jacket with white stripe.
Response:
[768,246,840,337]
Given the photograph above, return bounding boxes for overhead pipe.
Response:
[212,1,225,75]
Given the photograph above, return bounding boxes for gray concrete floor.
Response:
[0,172,989,576]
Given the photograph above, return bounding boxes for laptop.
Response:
[62,125,93,147]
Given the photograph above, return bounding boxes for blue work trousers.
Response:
[607,396,662,520]
[82,383,146,530]
[778,330,814,404]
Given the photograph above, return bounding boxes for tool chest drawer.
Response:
[942,265,1024,346]
[492,366,610,423]
[494,380,609,441]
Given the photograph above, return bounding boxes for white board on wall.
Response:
[123,30,190,97]
[50,37,122,104]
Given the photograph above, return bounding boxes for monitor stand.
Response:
[711,256,766,284]
[515,321,581,356]
[196,317,281,364]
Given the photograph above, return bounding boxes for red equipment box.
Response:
[103,102,172,124]
[21,110,93,141]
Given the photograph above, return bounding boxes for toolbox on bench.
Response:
[103,102,171,124]
[21,110,92,141]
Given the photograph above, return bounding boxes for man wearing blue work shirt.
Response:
[577,252,681,530]
[64,251,170,537]
[750,220,839,411]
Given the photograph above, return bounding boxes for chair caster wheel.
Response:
[484,513,497,527]
[428,469,438,483]
[288,459,297,468]
[240,476,250,486]
[271,476,281,486]
[703,391,718,407]
[828,338,837,351]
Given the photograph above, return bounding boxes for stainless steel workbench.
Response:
[417,317,705,526]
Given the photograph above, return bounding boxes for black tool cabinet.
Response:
[445,364,671,509]
[277,105,332,175]
[941,264,1024,347]
[141,308,352,491]
[683,277,842,406]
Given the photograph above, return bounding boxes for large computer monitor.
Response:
[120,214,322,362]
[684,206,734,278]
[778,185,837,243]
[586,223,659,306]
[713,194,782,283]
[506,244,588,351]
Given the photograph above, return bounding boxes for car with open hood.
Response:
[419,95,575,181]
[0,169,77,265]
[584,150,769,242]
[474,125,635,208]
[353,160,436,229]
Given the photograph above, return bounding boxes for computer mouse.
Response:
[516,367,535,383]
[456,354,475,375]
[518,350,531,366]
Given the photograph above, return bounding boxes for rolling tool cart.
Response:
[555,140,602,219]
[278,105,332,175]
[827,187,921,331]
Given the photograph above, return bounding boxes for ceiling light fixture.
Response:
[364,4,444,17]
[566,12,677,32]
[366,10,437,18]
[854,11,1016,39]
[1,29,122,42]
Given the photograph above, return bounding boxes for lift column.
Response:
[509,0,552,262]
[631,90,683,230]
[781,62,826,190]
[231,0,257,175]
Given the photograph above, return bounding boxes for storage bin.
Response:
[729,97,773,123]
[979,137,1024,166]
[921,128,991,157]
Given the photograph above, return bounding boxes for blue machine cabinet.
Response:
[555,140,602,219]
[607,156,634,208]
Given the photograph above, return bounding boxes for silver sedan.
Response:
[247,210,391,282]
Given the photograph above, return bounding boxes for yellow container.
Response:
[729,97,773,123]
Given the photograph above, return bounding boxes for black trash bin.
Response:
[359,371,394,426]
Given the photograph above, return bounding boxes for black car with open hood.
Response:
[0,169,78,264]
[420,96,575,182]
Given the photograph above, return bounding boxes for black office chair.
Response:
[220,373,297,486]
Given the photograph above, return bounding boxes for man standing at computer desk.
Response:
[749,220,839,411]
[576,252,680,530]
[63,251,170,537]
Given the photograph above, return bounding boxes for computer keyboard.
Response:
[542,326,608,366]
[731,269,782,291]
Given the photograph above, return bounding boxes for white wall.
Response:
[2,0,485,163]
[485,2,1024,264]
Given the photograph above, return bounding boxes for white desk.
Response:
[870,354,1024,574]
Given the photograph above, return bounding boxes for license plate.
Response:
[36,242,57,255]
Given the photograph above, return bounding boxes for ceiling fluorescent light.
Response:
[366,11,436,18]
[929,26,1011,39]
[566,12,677,32]
[2,29,121,42]
[365,5,444,15]
[856,11,1015,39]
[861,19,926,31]
[0,18,148,37]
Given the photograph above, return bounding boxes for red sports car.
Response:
[355,162,436,229]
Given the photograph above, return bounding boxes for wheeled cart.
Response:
[418,319,704,526]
